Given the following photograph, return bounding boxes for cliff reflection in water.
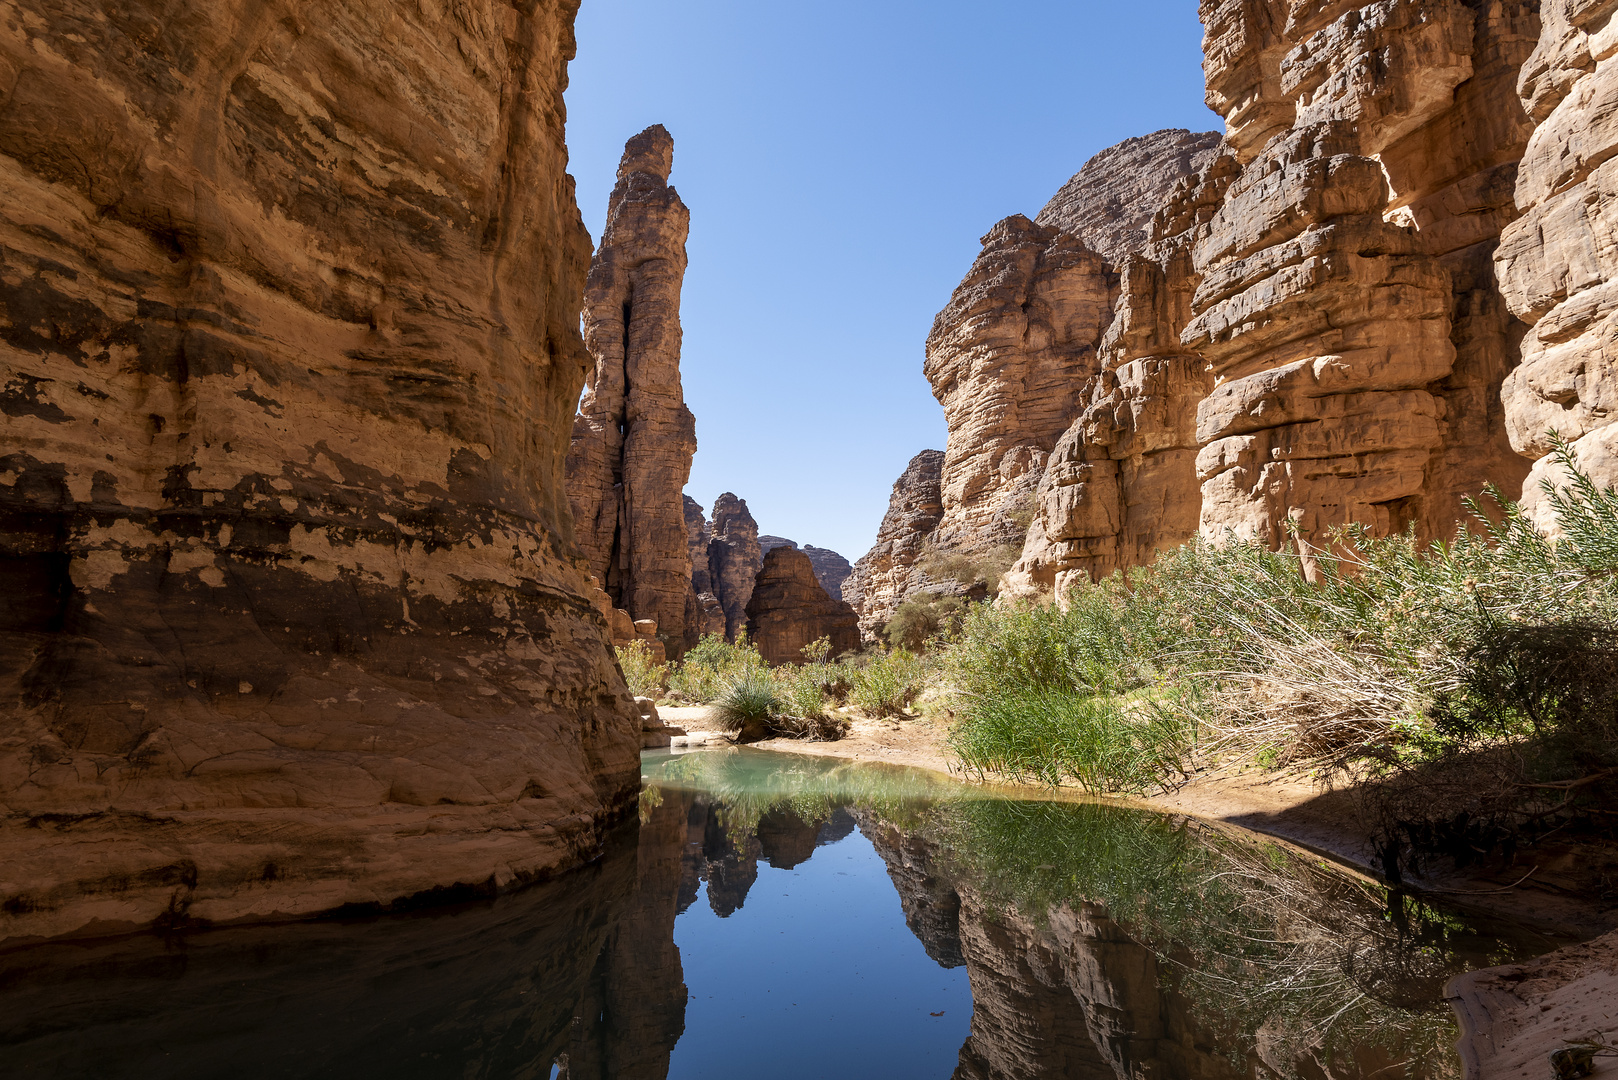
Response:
[0,749,1542,1080]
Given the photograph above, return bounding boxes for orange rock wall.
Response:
[0,0,639,945]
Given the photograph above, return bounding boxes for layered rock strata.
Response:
[1183,0,1537,555]
[924,216,1118,556]
[754,536,853,600]
[843,450,947,641]
[704,493,762,641]
[1495,0,1618,523]
[0,0,639,944]
[998,0,1542,598]
[682,495,725,639]
[566,125,698,656]
[1036,129,1226,264]
[1005,147,1239,597]
[743,547,861,666]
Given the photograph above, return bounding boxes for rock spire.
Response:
[566,124,699,656]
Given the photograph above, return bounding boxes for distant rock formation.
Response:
[705,493,762,640]
[1036,128,1225,264]
[802,546,854,599]
[683,496,725,639]
[0,0,638,945]
[755,536,853,600]
[844,450,947,641]
[566,125,699,656]
[744,547,861,665]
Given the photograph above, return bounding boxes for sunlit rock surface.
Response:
[0,0,639,945]
[566,125,699,656]
[1495,0,1618,526]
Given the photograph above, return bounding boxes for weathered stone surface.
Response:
[743,547,861,666]
[1497,0,1618,528]
[0,0,640,945]
[844,450,946,641]
[566,126,698,656]
[1006,148,1239,599]
[1182,0,1537,555]
[802,545,854,600]
[1036,128,1224,265]
[753,536,853,602]
[924,216,1117,558]
[705,493,761,641]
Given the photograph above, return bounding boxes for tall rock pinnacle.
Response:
[567,125,700,656]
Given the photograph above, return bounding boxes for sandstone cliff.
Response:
[705,493,762,641]
[566,126,698,656]
[743,547,861,666]
[1495,0,1618,524]
[843,450,947,641]
[1036,129,1225,265]
[1000,0,1543,599]
[0,0,639,945]
[754,536,852,600]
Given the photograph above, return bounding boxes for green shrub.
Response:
[948,687,1194,794]
[668,633,764,703]
[918,543,1020,596]
[849,648,929,716]
[883,593,968,652]
[712,669,786,742]
[615,640,668,699]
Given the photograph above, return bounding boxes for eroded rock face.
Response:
[705,493,761,641]
[1036,129,1226,265]
[1006,147,1239,598]
[0,0,640,945]
[753,536,852,601]
[1184,0,1537,555]
[743,547,861,666]
[566,126,698,656]
[924,216,1117,556]
[844,450,946,641]
[1495,0,1618,525]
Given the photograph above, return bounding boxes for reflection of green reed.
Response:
[931,798,1530,1078]
[645,750,1534,1078]
[643,749,965,845]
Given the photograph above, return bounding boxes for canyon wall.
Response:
[0,0,639,945]
[566,125,698,656]
[1184,0,1537,557]
[860,0,1554,626]
[843,449,946,640]
[1496,0,1618,523]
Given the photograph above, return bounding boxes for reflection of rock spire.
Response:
[566,124,699,656]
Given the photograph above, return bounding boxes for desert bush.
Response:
[883,593,967,652]
[848,648,930,716]
[712,668,787,742]
[918,543,1020,596]
[668,633,764,703]
[615,640,669,699]
[937,434,1618,827]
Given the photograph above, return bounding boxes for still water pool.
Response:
[0,748,1555,1079]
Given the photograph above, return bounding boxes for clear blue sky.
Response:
[565,1,1220,562]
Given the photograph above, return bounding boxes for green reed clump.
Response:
[615,640,669,699]
[939,435,1618,823]
[847,647,930,716]
[711,668,787,741]
[668,633,765,703]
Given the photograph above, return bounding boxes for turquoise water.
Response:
[0,748,1554,1079]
